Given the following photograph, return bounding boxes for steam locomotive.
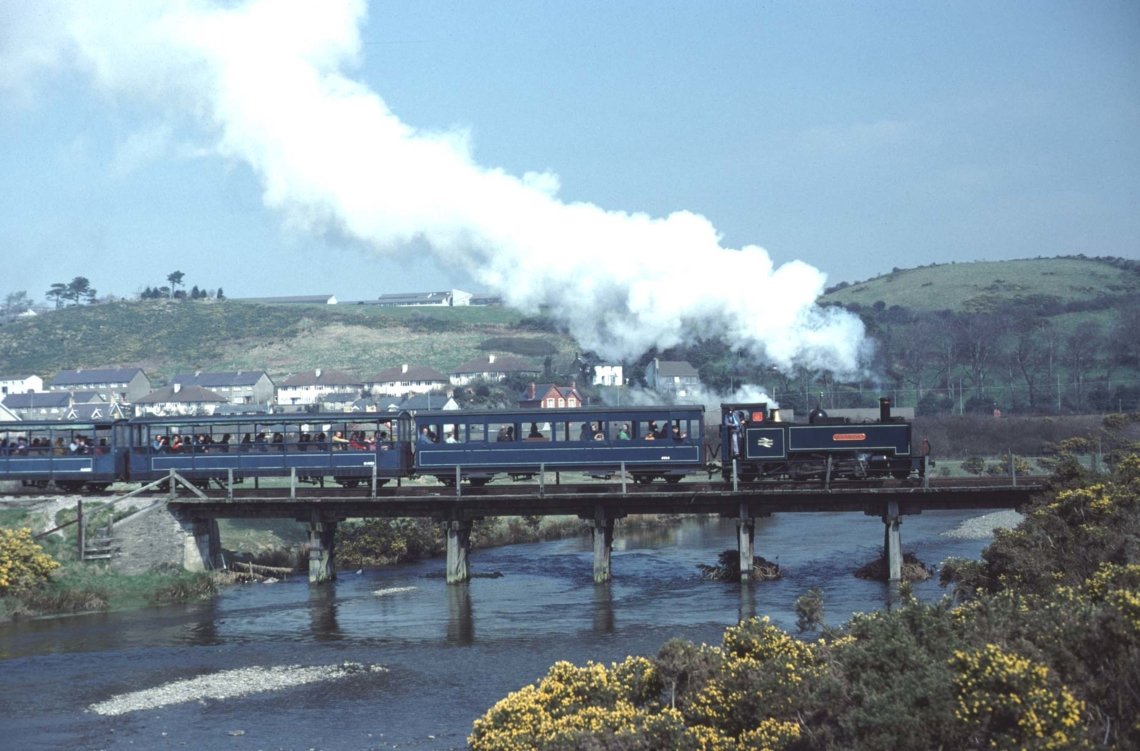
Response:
[719,398,926,483]
[0,398,922,493]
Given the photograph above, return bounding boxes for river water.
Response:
[0,510,1008,751]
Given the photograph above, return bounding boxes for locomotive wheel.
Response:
[665,475,682,485]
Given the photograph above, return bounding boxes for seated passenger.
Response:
[527,423,545,441]
[218,433,231,453]
[54,437,67,456]
[240,433,252,452]
[617,424,631,440]
[418,427,436,446]
[331,431,350,449]
[496,425,512,442]
[671,425,687,442]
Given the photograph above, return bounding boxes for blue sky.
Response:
[0,1,1136,359]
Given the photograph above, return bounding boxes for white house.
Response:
[134,384,228,416]
[0,374,44,397]
[592,364,624,387]
[366,364,450,397]
[277,369,364,408]
[450,354,542,387]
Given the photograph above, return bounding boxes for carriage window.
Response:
[490,421,517,442]
[524,421,549,441]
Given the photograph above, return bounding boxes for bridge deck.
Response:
[166,478,1044,521]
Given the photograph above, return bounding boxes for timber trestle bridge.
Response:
[111,468,1046,586]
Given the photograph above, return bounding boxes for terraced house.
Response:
[47,367,152,404]
[171,370,275,408]
[276,369,364,410]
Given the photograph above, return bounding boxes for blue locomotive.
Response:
[720,398,926,483]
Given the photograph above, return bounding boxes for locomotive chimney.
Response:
[879,397,892,423]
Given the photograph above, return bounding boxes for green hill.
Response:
[0,301,577,384]
[821,256,1139,314]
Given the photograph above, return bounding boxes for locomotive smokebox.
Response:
[879,397,892,423]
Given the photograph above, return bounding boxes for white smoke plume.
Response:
[1,0,869,375]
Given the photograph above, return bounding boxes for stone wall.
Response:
[109,502,220,575]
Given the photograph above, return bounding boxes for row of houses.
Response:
[0,357,700,421]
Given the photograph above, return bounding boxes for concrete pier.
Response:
[882,499,902,582]
[591,507,615,584]
[307,519,337,584]
[736,505,755,582]
[446,520,473,584]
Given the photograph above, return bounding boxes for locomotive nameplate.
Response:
[832,433,867,442]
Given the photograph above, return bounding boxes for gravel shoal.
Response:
[89,662,386,716]
[941,510,1024,541]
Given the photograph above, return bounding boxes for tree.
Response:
[166,270,185,299]
[46,282,68,309]
[2,290,32,317]
[66,276,95,305]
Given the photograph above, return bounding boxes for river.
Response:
[0,510,1013,751]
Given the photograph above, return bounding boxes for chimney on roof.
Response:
[174,383,182,394]
[401,364,409,373]
[315,368,322,378]
[529,382,536,399]
[488,354,496,364]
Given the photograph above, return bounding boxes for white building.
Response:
[592,364,624,387]
[0,374,44,397]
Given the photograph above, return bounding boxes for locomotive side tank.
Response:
[721,398,925,483]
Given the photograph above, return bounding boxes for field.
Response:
[822,256,1137,313]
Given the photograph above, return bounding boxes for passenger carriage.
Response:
[413,405,705,485]
[126,412,414,487]
[0,419,125,492]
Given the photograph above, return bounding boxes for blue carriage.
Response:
[126,412,414,487]
[0,419,126,492]
[413,405,706,485]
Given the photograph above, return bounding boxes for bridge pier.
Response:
[307,519,337,584]
[736,514,755,583]
[882,499,902,582]
[592,507,615,584]
[446,520,473,584]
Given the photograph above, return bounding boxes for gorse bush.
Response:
[470,454,1140,750]
[0,528,59,595]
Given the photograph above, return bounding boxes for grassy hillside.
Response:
[0,300,577,383]
[822,256,1138,313]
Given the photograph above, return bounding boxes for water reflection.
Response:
[447,583,474,644]
[591,584,614,634]
[738,581,756,623]
[181,597,222,646]
[308,584,342,640]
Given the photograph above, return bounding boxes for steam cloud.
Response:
[1,0,869,374]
